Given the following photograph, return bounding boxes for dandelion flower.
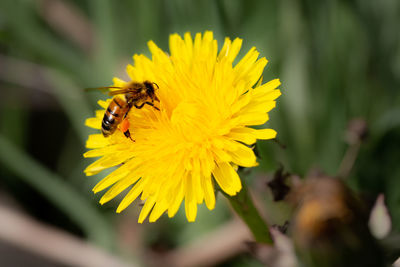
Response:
[84,31,281,223]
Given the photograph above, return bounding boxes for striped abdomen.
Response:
[101,97,129,137]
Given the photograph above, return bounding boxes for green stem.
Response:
[224,182,273,244]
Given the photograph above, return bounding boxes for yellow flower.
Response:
[84,31,281,223]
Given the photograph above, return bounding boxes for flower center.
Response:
[170,101,212,142]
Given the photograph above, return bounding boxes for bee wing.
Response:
[107,89,134,96]
[85,87,129,96]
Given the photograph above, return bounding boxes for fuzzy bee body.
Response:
[101,97,129,137]
[89,80,159,140]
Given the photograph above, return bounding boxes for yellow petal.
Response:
[83,144,125,158]
[192,160,204,204]
[253,79,281,96]
[234,47,259,76]
[100,176,140,204]
[84,152,128,176]
[184,175,197,222]
[226,128,257,145]
[93,159,140,193]
[168,182,184,218]
[236,112,269,126]
[149,201,168,222]
[227,127,277,144]
[212,162,242,196]
[243,58,268,90]
[202,174,215,210]
[228,143,258,167]
[255,76,263,88]
[183,32,194,59]
[254,128,277,140]
[241,101,276,114]
[98,100,111,109]
[212,147,232,162]
[252,89,282,102]
[116,179,144,212]
[169,33,184,59]
[138,196,156,223]
[231,92,252,115]
[218,37,242,63]
[86,134,108,149]
[112,77,126,87]
[218,37,231,60]
[85,117,101,129]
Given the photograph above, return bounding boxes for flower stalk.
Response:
[224,182,273,244]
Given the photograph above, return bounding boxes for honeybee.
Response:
[88,80,160,140]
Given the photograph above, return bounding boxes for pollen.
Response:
[84,31,281,223]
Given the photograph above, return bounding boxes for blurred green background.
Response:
[0,0,399,266]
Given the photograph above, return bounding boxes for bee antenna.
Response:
[153,82,159,89]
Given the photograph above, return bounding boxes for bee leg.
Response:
[120,118,135,142]
[124,130,134,142]
[134,103,145,109]
[144,101,160,111]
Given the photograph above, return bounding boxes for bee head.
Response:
[144,81,159,101]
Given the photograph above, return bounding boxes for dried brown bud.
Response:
[292,177,384,267]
